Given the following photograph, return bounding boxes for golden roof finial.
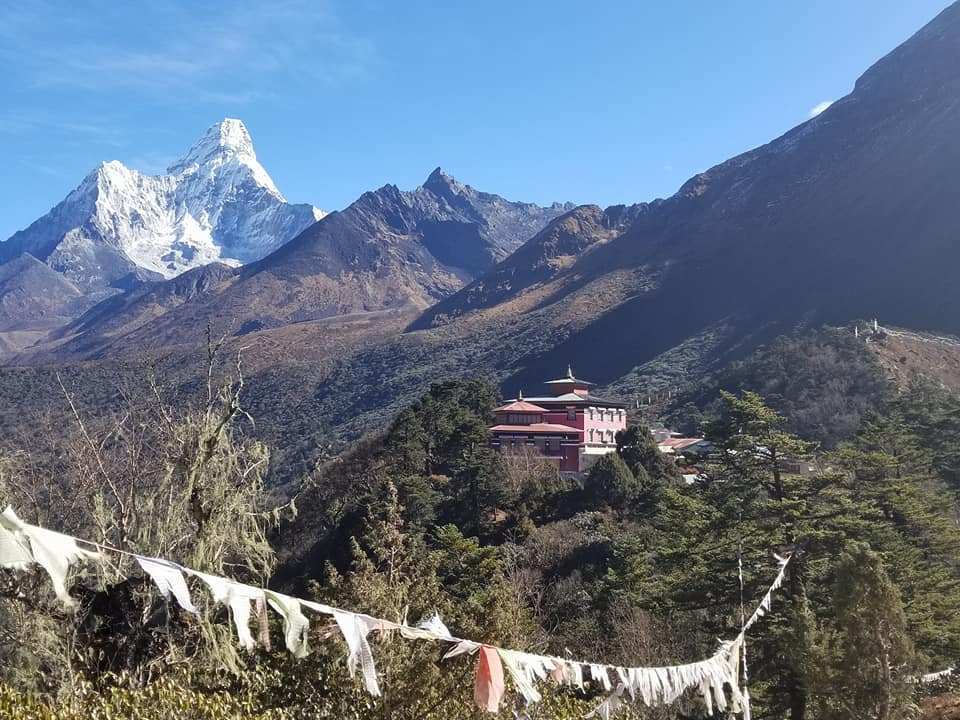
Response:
[567,364,574,379]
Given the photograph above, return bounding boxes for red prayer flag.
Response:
[474,645,506,713]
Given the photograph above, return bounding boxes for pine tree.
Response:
[635,389,960,717]
[615,425,681,483]
[581,453,641,511]
[819,543,916,720]
[832,411,960,666]
[635,391,845,719]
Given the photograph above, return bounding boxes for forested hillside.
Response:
[2,353,960,717]
[4,4,960,467]
[660,326,890,444]
[2,4,960,717]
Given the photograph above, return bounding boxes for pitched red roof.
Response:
[489,423,581,435]
[522,393,626,408]
[544,367,595,386]
[494,400,548,413]
[544,377,595,386]
[660,437,707,450]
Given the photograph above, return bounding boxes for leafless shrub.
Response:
[0,337,288,692]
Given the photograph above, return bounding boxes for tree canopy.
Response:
[3,367,960,719]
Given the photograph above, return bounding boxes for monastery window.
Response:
[588,408,594,420]
[567,409,576,420]
[589,429,594,442]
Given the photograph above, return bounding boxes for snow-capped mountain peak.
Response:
[1,119,324,287]
[169,118,256,169]
[166,119,280,196]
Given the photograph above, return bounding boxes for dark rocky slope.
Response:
[27,169,571,359]
[415,1,960,395]
[4,4,960,471]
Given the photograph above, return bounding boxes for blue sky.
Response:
[0,0,952,240]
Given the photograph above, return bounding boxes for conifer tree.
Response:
[818,543,916,720]
[703,391,824,720]
[633,392,842,719]
[582,453,641,511]
[616,425,680,483]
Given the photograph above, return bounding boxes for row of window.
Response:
[500,408,623,424]
[589,429,617,444]
[587,408,624,422]
[505,413,542,425]
[500,438,564,455]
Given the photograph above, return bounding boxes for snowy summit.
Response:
[0,119,324,288]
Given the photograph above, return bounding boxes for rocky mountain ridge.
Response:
[0,119,323,290]
[3,3,960,474]
[24,168,573,359]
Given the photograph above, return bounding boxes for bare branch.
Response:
[56,372,129,548]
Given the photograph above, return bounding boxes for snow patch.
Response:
[4,119,324,281]
[808,100,833,118]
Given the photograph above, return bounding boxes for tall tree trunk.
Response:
[771,447,807,720]
[786,561,808,720]
[877,625,892,720]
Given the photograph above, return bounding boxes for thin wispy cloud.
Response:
[0,110,127,147]
[808,100,833,118]
[0,0,376,103]
[17,158,70,179]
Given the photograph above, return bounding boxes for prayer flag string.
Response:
[0,506,792,717]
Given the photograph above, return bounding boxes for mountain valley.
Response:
[2,4,960,483]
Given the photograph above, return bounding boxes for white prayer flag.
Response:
[135,555,198,614]
[497,649,541,704]
[0,506,100,607]
[189,570,263,651]
[265,590,310,658]
[334,611,381,696]
[0,523,32,570]
[417,612,452,639]
[0,509,791,718]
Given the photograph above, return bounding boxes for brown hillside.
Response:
[923,694,960,720]
[868,325,960,392]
